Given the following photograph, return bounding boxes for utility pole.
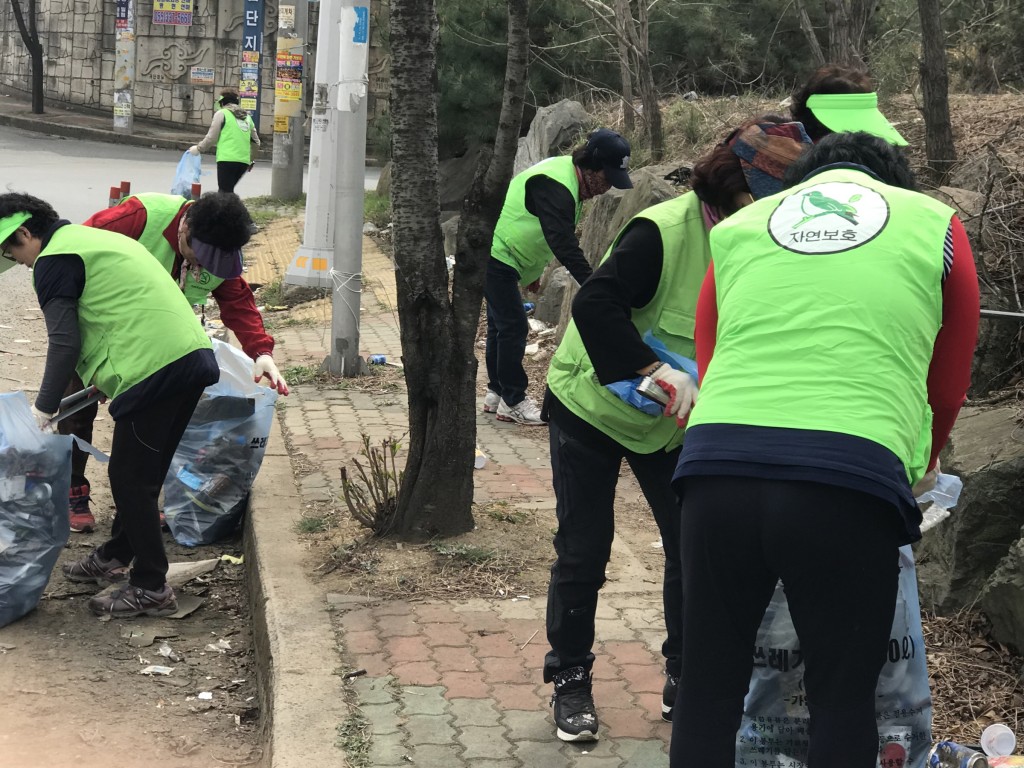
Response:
[270,1,308,199]
[285,0,369,377]
[113,0,135,134]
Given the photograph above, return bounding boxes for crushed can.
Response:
[369,354,386,365]
[523,302,535,314]
[929,741,990,768]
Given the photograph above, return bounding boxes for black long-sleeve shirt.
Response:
[524,175,593,285]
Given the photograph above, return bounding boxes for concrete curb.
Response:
[0,113,186,152]
[246,405,348,767]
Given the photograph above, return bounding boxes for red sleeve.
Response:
[82,196,148,237]
[212,276,275,360]
[926,216,980,469]
[694,260,718,383]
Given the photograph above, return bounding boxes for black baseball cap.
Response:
[585,128,633,189]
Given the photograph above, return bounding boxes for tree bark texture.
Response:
[917,0,957,182]
[615,0,635,133]
[825,0,874,69]
[390,0,475,537]
[794,0,826,67]
[11,0,44,113]
[634,0,663,161]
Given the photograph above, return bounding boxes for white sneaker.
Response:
[496,396,546,426]
[483,390,501,413]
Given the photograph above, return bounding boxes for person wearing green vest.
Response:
[541,119,812,742]
[189,89,261,194]
[484,128,633,426]
[0,192,222,618]
[46,191,289,534]
[668,132,979,767]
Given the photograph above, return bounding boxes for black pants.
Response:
[58,373,97,489]
[97,385,205,590]
[544,418,683,682]
[670,475,902,768]
[217,161,250,194]
[483,257,529,407]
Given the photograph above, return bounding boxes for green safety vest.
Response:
[130,193,224,306]
[547,191,710,454]
[491,156,582,286]
[215,107,254,164]
[34,224,212,402]
[689,167,953,483]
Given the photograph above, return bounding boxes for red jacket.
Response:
[84,197,275,360]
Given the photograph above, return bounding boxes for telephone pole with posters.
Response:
[270,1,308,199]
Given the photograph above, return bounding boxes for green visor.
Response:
[806,92,908,146]
[0,211,31,275]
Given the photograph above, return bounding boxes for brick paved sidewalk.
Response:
[254,220,672,766]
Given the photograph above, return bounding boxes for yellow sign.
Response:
[274,115,289,133]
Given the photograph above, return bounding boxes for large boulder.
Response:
[980,540,1024,651]
[915,405,1024,622]
[513,100,592,176]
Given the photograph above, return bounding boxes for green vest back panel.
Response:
[131,193,223,305]
[491,156,581,286]
[690,168,952,482]
[215,107,254,164]
[35,224,212,401]
[547,191,711,453]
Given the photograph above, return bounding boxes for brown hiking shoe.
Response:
[62,549,129,585]
[88,583,178,618]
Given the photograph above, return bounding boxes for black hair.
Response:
[185,192,253,249]
[218,89,240,107]
[571,141,601,171]
[0,192,59,247]
[790,64,873,142]
[781,131,918,191]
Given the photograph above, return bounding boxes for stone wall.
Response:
[0,0,388,134]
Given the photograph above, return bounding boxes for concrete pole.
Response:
[270,0,308,199]
[112,0,135,134]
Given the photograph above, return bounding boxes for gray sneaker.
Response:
[88,583,178,618]
[496,396,545,426]
[62,549,129,585]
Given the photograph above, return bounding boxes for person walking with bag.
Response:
[668,132,979,767]
[542,119,812,742]
[484,128,633,426]
[189,89,261,194]
[0,192,220,618]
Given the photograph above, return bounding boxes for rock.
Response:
[439,146,488,213]
[682,91,699,102]
[534,267,571,327]
[926,186,986,240]
[362,222,378,235]
[375,162,391,196]
[513,99,592,176]
[980,540,1024,651]
[915,405,1024,615]
[440,214,460,262]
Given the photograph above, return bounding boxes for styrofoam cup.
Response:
[981,723,1017,757]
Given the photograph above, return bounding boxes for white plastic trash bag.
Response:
[0,392,72,628]
[162,341,279,546]
[737,545,931,768]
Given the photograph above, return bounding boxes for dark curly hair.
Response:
[690,114,789,216]
[781,131,918,192]
[218,89,240,107]
[0,192,59,248]
[790,64,873,141]
[185,192,253,249]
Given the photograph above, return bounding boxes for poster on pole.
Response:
[273,38,303,124]
[240,0,265,130]
[153,0,193,26]
[336,5,369,112]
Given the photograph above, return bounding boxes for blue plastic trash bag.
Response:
[736,545,932,768]
[162,341,278,546]
[171,150,202,198]
[605,330,699,415]
[0,392,72,628]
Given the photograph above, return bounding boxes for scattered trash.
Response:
[511,595,530,602]
[368,354,387,365]
[197,691,214,700]
[140,665,175,676]
[528,318,548,333]
[651,539,663,549]
[342,669,367,680]
[474,447,488,470]
[524,343,540,356]
[523,302,535,314]
[929,741,988,766]
[982,723,1017,757]
[0,643,15,653]
[219,553,244,565]
[916,472,964,508]
[520,629,539,650]
[205,638,232,653]
[157,642,182,662]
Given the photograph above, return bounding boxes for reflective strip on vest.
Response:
[547,191,711,453]
[689,168,951,483]
[491,156,581,286]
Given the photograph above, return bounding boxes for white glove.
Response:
[188,145,200,156]
[912,459,941,499]
[652,364,699,426]
[253,354,290,395]
[31,405,57,433]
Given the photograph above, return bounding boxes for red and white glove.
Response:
[652,364,698,427]
[253,355,290,396]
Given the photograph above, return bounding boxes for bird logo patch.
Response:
[768,181,889,254]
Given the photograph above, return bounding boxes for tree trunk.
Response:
[389,0,529,539]
[794,0,826,67]
[634,0,662,161]
[825,0,874,69]
[917,0,957,183]
[614,0,634,133]
[11,0,45,114]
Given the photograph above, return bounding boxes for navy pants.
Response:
[483,257,529,407]
[544,418,683,681]
[670,475,902,768]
